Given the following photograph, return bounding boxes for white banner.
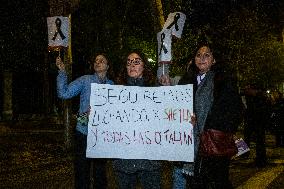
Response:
[86,84,194,162]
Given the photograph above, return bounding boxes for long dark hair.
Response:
[87,52,115,80]
[179,43,218,85]
[115,50,155,86]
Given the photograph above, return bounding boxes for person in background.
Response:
[56,53,114,189]
[270,91,284,147]
[113,50,161,189]
[243,84,269,167]
[161,43,243,189]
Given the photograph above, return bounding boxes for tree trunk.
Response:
[43,51,51,115]
[2,71,13,120]
[282,28,284,43]
[48,0,80,16]
[150,0,165,31]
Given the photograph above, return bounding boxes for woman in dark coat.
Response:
[112,50,161,189]
[177,44,243,189]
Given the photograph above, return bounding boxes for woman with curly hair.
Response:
[112,50,161,189]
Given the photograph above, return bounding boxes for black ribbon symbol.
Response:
[166,13,180,31]
[52,18,66,41]
[159,33,168,55]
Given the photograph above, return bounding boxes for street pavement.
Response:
[230,132,284,189]
[0,121,283,189]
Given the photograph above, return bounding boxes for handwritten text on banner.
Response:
[86,84,194,162]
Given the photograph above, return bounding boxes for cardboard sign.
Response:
[157,29,172,62]
[86,84,194,162]
[47,16,70,49]
[163,12,186,38]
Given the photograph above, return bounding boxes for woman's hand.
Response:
[159,74,171,86]
[190,113,196,126]
[87,106,91,116]
[56,56,65,71]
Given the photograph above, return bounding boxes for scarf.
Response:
[127,77,144,86]
[194,71,215,150]
[183,70,215,175]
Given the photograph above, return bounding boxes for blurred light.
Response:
[148,58,154,62]
[266,90,270,94]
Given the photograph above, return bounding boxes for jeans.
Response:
[172,166,187,189]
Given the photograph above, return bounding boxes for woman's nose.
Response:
[130,63,136,67]
[200,56,207,62]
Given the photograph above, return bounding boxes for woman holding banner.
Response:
[180,43,243,189]
[161,43,243,189]
[113,50,162,189]
[56,53,114,189]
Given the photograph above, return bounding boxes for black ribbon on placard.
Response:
[159,32,168,55]
[52,18,66,41]
[166,13,180,31]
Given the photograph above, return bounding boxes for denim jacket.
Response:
[57,70,114,135]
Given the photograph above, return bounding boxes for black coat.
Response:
[178,63,244,188]
[179,64,244,133]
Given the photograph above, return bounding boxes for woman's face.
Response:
[93,55,108,74]
[195,46,215,74]
[126,53,144,78]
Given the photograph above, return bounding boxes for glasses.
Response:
[127,58,142,66]
[196,53,212,60]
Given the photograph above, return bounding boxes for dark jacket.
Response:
[112,77,161,173]
[179,63,243,133]
[245,89,270,129]
[178,63,244,188]
[270,98,284,133]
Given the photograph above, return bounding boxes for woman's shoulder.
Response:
[80,74,114,84]
[76,74,93,81]
[71,74,97,86]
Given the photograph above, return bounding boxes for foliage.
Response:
[1,0,283,90]
[1,0,49,72]
[169,29,198,76]
[126,36,157,68]
[220,7,284,89]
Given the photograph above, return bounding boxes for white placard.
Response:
[163,12,186,38]
[47,16,70,48]
[157,29,172,62]
[86,84,194,162]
